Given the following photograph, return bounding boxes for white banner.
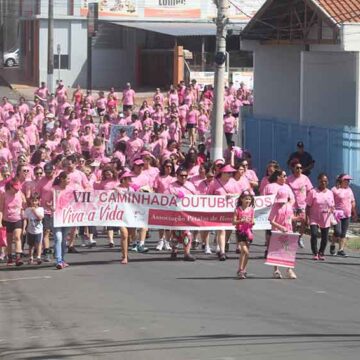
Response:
[54,191,275,230]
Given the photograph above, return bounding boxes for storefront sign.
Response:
[144,0,201,18]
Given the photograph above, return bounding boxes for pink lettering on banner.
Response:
[265,232,299,269]
[148,209,232,227]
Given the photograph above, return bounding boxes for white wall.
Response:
[39,19,88,89]
[342,24,360,51]
[253,45,303,122]
[301,51,356,127]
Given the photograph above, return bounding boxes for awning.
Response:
[110,21,244,37]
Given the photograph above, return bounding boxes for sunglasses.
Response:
[295,166,302,169]
[165,165,172,168]
[35,172,43,176]
[179,174,188,178]
[22,169,29,173]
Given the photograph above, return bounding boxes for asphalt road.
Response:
[0,231,360,360]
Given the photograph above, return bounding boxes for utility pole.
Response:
[211,0,229,161]
[47,0,54,92]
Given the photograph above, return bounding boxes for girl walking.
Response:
[232,191,255,279]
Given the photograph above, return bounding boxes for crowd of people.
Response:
[0,78,356,279]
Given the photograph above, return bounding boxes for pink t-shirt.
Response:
[207,177,239,195]
[122,89,135,106]
[306,188,335,228]
[287,174,313,210]
[2,190,25,222]
[154,175,175,193]
[166,180,198,196]
[268,203,294,231]
[186,110,198,125]
[35,176,55,215]
[93,179,118,190]
[223,116,237,133]
[198,114,209,132]
[67,169,90,190]
[235,207,255,232]
[331,186,355,218]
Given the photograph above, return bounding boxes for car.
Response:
[3,49,19,67]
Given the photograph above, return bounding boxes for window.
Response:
[54,54,69,69]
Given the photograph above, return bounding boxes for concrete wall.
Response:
[39,19,87,88]
[301,51,356,127]
[253,45,303,122]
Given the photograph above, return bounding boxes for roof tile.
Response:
[316,0,360,23]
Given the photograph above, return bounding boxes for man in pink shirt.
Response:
[34,82,50,107]
[122,82,136,111]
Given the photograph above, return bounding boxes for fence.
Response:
[243,116,360,202]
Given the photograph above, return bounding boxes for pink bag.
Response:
[0,227,7,247]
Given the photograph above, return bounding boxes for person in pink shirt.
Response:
[208,164,239,260]
[10,130,30,160]
[122,82,136,111]
[35,162,56,262]
[0,139,12,170]
[65,130,81,154]
[0,120,11,145]
[167,88,179,107]
[96,91,107,117]
[197,108,209,143]
[80,125,95,159]
[35,82,50,107]
[1,97,14,116]
[287,159,313,247]
[306,173,335,261]
[112,141,127,167]
[233,164,252,195]
[129,158,150,253]
[47,93,58,115]
[223,110,237,146]
[94,166,119,247]
[153,88,164,106]
[268,188,297,279]
[126,129,144,164]
[0,178,26,266]
[259,160,280,195]
[329,174,357,257]
[55,81,68,103]
[153,159,175,251]
[151,103,165,132]
[165,166,197,261]
[24,115,40,153]
[18,97,30,117]
[240,159,258,190]
[138,100,153,120]
[186,104,199,148]
[141,151,159,189]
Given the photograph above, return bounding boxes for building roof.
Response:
[316,0,360,24]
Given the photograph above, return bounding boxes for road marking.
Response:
[0,275,51,283]
[315,290,327,294]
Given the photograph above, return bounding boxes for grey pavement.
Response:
[0,232,360,360]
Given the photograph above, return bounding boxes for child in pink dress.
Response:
[232,191,255,279]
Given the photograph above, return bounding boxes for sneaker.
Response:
[313,254,319,260]
[36,257,42,265]
[15,258,24,266]
[298,237,305,249]
[6,257,14,266]
[273,270,282,279]
[238,271,246,279]
[215,245,220,254]
[219,253,226,261]
[318,254,325,261]
[137,245,149,253]
[62,262,69,268]
[184,254,196,262]
[164,241,172,251]
[204,246,212,255]
[43,253,52,262]
[108,242,114,248]
[156,239,164,251]
[81,239,87,247]
[330,245,336,256]
[337,250,348,257]
[68,246,79,254]
[286,268,297,279]
[88,241,97,248]
[56,262,64,270]
[130,243,139,251]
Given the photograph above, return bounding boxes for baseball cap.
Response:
[297,141,304,148]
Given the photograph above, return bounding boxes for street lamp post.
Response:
[211,0,229,161]
[57,43,61,84]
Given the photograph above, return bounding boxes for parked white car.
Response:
[3,49,19,67]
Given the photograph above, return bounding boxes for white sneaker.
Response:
[156,239,164,251]
[215,245,220,254]
[204,246,212,255]
[164,240,172,251]
[81,238,87,247]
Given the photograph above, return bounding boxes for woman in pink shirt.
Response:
[208,164,239,260]
[0,178,26,266]
[306,173,335,260]
[259,160,279,195]
[223,110,237,146]
[197,108,209,143]
[168,88,179,107]
[153,88,164,106]
[153,160,175,251]
[330,174,357,257]
[186,105,199,148]
[233,163,252,195]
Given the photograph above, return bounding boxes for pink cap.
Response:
[120,171,134,179]
[214,158,225,165]
[133,158,144,166]
[275,188,289,203]
[341,174,352,181]
[140,150,155,159]
[219,164,236,173]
